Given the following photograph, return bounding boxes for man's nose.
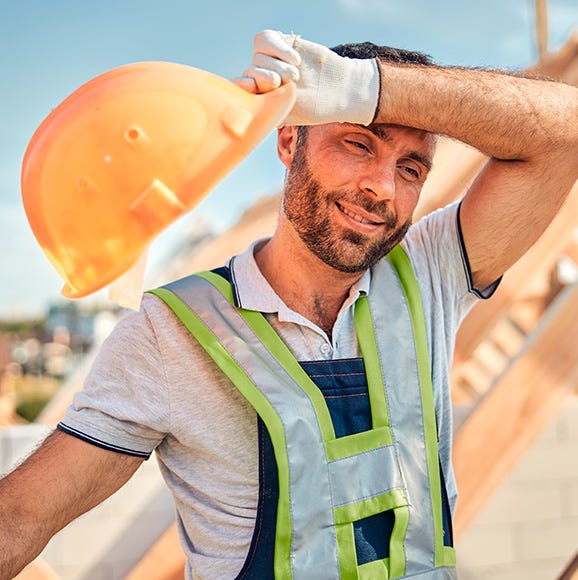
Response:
[357,162,396,201]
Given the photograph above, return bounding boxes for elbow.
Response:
[550,86,578,167]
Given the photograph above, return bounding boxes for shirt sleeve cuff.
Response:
[57,422,153,460]
[456,200,502,300]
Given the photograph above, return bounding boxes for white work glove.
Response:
[234,30,380,126]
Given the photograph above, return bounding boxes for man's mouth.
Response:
[336,202,384,227]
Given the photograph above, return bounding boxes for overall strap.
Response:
[148,245,456,578]
[371,246,456,571]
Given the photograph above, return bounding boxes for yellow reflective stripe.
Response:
[198,272,399,464]
[335,523,358,579]
[195,270,235,301]
[354,297,390,430]
[187,257,448,574]
[443,546,457,567]
[334,490,407,579]
[389,505,409,578]
[148,287,294,579]
[359,558,389,579]
[387,245,446,567]
[334,489,407,524]
[197,270,337,443]
[325,427,392,461]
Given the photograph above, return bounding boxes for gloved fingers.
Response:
[252,53,300,84]
[235,30,301,94]
[230,76,258,94]
[241,67,282,93]
[253,30,301,67]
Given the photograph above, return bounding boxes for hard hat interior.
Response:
[21,62,296,299]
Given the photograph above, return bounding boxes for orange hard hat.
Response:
[21,61,295,298]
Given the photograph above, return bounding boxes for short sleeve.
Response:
[58,295,171,459]
[402,201,480,323]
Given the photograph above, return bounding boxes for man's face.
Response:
[281,122,435,273]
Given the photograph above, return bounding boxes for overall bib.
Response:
[149,245,457,579]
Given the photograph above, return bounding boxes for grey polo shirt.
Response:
[59,201,487,579]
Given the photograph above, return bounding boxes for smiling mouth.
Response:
[336,202,384,226]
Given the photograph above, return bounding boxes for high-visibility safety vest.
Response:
[149,245,457,579]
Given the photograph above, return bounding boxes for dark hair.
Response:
[331,41,434,66]
[294,42,434,143]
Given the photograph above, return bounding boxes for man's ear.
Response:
[277,126,299,170]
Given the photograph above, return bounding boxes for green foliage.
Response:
[15,397,51,422]
[0,317,46,335]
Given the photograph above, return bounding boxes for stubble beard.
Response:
[283,142,412,274]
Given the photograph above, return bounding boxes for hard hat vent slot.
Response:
[221,105,254,138]
[76,176,98,195]
[129,178,186,232]
[125,126,145,143]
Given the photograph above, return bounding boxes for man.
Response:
[1,30,577,579]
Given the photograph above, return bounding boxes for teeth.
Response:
[339,204,377,225]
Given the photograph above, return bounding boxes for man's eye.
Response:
[399,165,420,179]
[345,140,370,152]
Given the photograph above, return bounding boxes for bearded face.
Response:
[282,130,412,274]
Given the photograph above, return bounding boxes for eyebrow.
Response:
[343,122,433,171]
[407,151,433,171]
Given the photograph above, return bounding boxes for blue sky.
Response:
[1,0,576,318]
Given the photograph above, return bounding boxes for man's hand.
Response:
[234,29,380,126]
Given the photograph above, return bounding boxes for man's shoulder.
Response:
[407,202,460,240]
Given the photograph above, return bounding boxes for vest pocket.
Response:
[353,510,395,564]
[334,489,409,579]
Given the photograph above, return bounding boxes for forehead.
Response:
[366,123,434,146]
[307,122,436,155]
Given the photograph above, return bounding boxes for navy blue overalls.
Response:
[149,248,457,579]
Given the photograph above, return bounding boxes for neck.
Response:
[255,222,364,337]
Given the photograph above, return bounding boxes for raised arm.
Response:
[238,30,578,288]
[0,429,143,579]
[374,62,578,289]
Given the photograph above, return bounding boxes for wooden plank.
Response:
[508,296,550,335]
[453,183,578,367]
[535,0,549,61]
[527,32,578,81]
[125,523,185,580]
[414,138,487,220]
[453,281,578,537]
[490,317,526,358]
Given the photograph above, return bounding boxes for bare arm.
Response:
[375,62,578,289]
[240,30,578,287]
[0,429,143,579]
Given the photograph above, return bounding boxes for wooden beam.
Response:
[527,31,578,81]
[125,523,185,580]
[414,138,487,220]
[453,281,578,537]
[453,183,578,367]
[535,0,549,61]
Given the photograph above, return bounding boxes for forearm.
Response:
[0,430,143,578]
[375,61,578,162]
[0,432,60,579]
[0,506,50,580]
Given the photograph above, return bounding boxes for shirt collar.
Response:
[228,239,371,316]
